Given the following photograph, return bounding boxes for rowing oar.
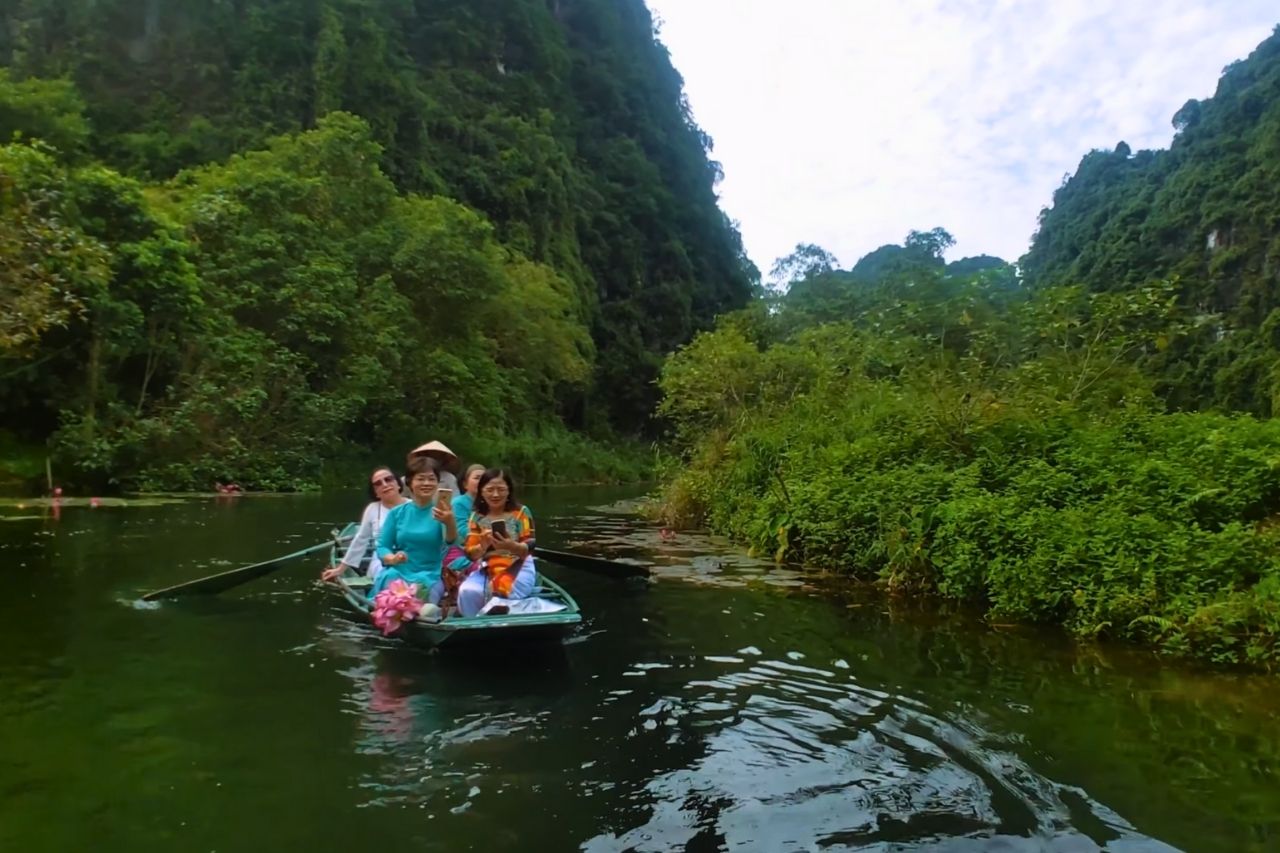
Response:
[142,537,338,601]
[537,547,649,579]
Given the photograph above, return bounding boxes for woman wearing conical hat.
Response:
[406,440,460,494]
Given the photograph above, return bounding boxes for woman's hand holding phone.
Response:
[491,527,526,558]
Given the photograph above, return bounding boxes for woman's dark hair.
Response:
[366,465,398,501]
[475,468,519,514]
[404,455,442,484]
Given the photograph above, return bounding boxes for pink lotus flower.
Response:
[370,579,423,635]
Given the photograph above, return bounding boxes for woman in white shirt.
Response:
[321,466,409,581]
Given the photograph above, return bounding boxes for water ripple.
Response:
[575,653,1179,852]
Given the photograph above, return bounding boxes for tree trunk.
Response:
[85,327,102,435]
[137,321,160,415]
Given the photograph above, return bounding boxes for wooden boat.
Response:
[329,522,582,650]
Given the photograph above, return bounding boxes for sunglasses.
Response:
[372,475,397,487]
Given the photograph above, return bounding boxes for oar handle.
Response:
[141,539,336,601]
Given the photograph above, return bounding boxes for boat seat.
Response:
[344,576,374,588]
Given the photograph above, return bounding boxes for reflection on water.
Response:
[1,487,1277,852]
[551,496,813,589]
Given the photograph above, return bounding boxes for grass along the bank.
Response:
[656,403,1280,667]
[126,424,654,494]
[4,420,651,495]
[311,425,654,493]
[0,431,49,495]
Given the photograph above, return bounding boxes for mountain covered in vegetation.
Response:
[0,0,753,488]
[654,27,1280,667]
[1023,27,1280,415]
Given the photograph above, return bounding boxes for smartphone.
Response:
[490,519,508,539]
[436,487,453,504]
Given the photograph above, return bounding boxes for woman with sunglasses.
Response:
[321,466,409,582]
[458,469,536,617]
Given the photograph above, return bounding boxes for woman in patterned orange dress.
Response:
[458,469,537,616]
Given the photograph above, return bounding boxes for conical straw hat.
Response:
[408,440,460,473]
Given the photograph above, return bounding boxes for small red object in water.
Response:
[660,528,677,542]
[52,487,63,498]
[90,497,102,508]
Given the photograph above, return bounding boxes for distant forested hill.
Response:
[1022,26,1280,414]
[0,0,752,488]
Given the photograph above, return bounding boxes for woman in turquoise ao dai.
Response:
[371,455,460,602]
[450,463,485,523]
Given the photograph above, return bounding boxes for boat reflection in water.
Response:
[320,612,575,813]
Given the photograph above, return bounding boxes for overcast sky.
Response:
[644,1,1278,274]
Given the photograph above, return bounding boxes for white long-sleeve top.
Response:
[341,500,405,579]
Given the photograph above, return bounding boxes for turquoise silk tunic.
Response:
[450,492,475,526]
[370,500,459,598]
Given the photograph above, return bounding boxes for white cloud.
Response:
[645,0,1277,270]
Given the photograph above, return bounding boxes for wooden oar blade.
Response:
[538,547,650,579]
[141,540,333,601]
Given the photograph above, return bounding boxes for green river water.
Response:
[1,487,1277,852]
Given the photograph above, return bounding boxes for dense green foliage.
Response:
[656,227,1280,666]
[1024,26,1280,416]
[0,0,752,431]
[0,0,746,488]
[653,28,1280,666]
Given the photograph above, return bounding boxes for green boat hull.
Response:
[329,522,582,650]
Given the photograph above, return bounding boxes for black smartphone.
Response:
[490,519,508,539]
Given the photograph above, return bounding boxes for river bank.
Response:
[653,303,1280,670]
[0,426,653,496]
[653,405,1280,670]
